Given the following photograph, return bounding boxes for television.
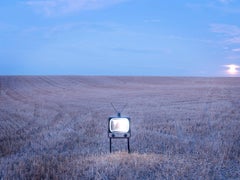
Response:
[108,117,131,138]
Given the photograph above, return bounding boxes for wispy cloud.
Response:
[210,23,240,45]
[112,47,172,55]
[218,0,232,4]
[211,23,240,62]
[26,0,128,16]
[232,48,240,52]
[226,37,240,44]
[210,23,240,36]
[23,22,79,38]
[22,21,122,39]
[144,19,162,23]
[186,0,240,14]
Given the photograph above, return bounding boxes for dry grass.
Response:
[0,76,240,179]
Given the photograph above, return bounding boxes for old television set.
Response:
[108,103,131,153]
[108,116,131,138]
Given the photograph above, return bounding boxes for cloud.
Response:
[112,47,172,55]
[186,1,240,14]
[210,23,240,36]
[211,23,240,64]
[23,22,79,38]
[22,21,122,39]
[210,24,240,46]
[232,48,240,52]
[144,19,162,23]
[218,0,232,4]
[226,37,240,44]
[26,0,128,16]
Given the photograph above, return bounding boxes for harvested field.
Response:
[0,76,240,179]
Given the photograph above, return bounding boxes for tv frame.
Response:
[108,115,131,153]
[108,116,131,138]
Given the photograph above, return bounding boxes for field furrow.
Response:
[0,76,240,179]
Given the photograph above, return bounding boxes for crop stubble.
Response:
[0,76,240,179]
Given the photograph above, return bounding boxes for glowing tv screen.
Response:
[109,117,130,133]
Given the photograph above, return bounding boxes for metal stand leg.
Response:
[127,138,130,153]
[109,137,130,153]
[110,138,112,153]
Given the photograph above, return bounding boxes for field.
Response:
[0,76,240,179]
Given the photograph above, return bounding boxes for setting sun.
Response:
[224,64,240,75]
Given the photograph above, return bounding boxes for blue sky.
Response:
[0,0,240,76]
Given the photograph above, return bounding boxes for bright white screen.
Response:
[110,118,129,133]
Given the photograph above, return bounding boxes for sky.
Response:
[0,0,240,76]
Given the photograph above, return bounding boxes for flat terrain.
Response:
[0,76,240,179]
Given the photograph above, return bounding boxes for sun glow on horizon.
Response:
[224,64,240,76]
